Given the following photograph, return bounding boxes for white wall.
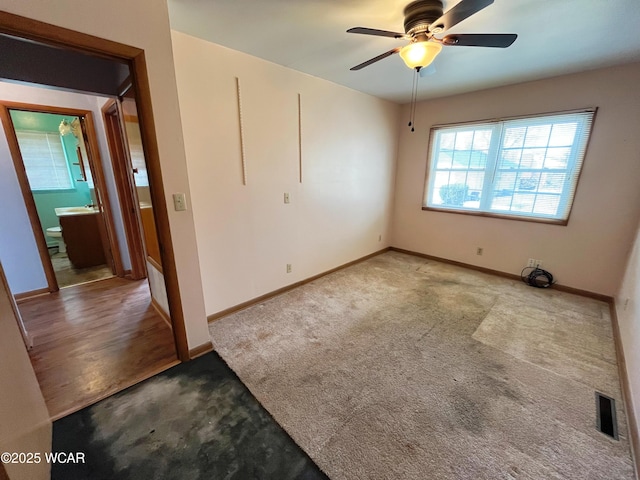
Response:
[392,63,640,296]
[171,31,400,315]
[0,0,210,349]
[0,263,51,480]
[0,81,132,294]
[616,221,640,449]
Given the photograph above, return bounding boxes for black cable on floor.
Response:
[521,266,555,288]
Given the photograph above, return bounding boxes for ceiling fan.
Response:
[347,0,517,71]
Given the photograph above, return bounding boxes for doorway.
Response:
[103,92,162,279]
[2,104,121,290]
[0,10,191,417]
[0,82,180,418]
[0,10,190,360]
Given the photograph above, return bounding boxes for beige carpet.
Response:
[208,251,635,479]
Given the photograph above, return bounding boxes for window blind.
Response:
[424,109,595,222]
[15,130,73,191]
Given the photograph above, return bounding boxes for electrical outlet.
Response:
[286,264,292,273]
[284,193,290,204]
[527,258,543,268]
[172,193,187,211]
[476,247,483,256]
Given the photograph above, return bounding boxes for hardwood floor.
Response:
[18,277,178,420]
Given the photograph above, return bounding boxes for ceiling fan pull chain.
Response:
[413,67,420,131]
[409,67,420,132]
[408,69,417,128]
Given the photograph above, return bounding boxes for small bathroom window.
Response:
[15,130,73,191]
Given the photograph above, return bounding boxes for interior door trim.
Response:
[78,112,125,276]
[102,98,147,280]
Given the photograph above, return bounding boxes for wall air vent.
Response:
[595,392,618,440]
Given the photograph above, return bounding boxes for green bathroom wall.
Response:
[10,111,92,247]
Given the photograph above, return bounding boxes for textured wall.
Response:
[172,31,400,315]
[616,222,640,453]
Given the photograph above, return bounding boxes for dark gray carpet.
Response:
[52,352,329,480]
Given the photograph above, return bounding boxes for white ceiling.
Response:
[167,0,640,104]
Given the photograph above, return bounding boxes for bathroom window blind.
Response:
[15,130,73,191]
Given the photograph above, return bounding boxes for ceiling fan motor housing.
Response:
[347,0,517,71]
[403,0,444,36]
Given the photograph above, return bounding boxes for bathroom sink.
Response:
[55,206,99,216]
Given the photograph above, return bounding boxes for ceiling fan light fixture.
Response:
[399,41,442,69]
[59,119,71,136]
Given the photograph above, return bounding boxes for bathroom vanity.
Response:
[55,207,106,269]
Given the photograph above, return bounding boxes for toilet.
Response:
[46,226,66,253]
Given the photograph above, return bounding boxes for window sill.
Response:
[32,189,77,194]
[421,206,568,226]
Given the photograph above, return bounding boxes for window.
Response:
[125,119,149,187]
[424,110,595,223]
[15,130,73,191]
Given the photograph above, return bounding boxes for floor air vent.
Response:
[595,392,618,440]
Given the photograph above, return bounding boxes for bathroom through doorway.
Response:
[1,102,122,291]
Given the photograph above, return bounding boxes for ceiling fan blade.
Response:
[347,27,405,39]
[442,33,517,48]
[429,0,494,32]
[350,47,401,71]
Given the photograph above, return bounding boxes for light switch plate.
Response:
[173,193,187,211]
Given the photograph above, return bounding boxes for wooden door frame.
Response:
[102,98,148,280]
[0,102,125,293]
[0,10,190,361]
[0,257,32,349]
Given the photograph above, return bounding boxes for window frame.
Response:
[421,108,597,226]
